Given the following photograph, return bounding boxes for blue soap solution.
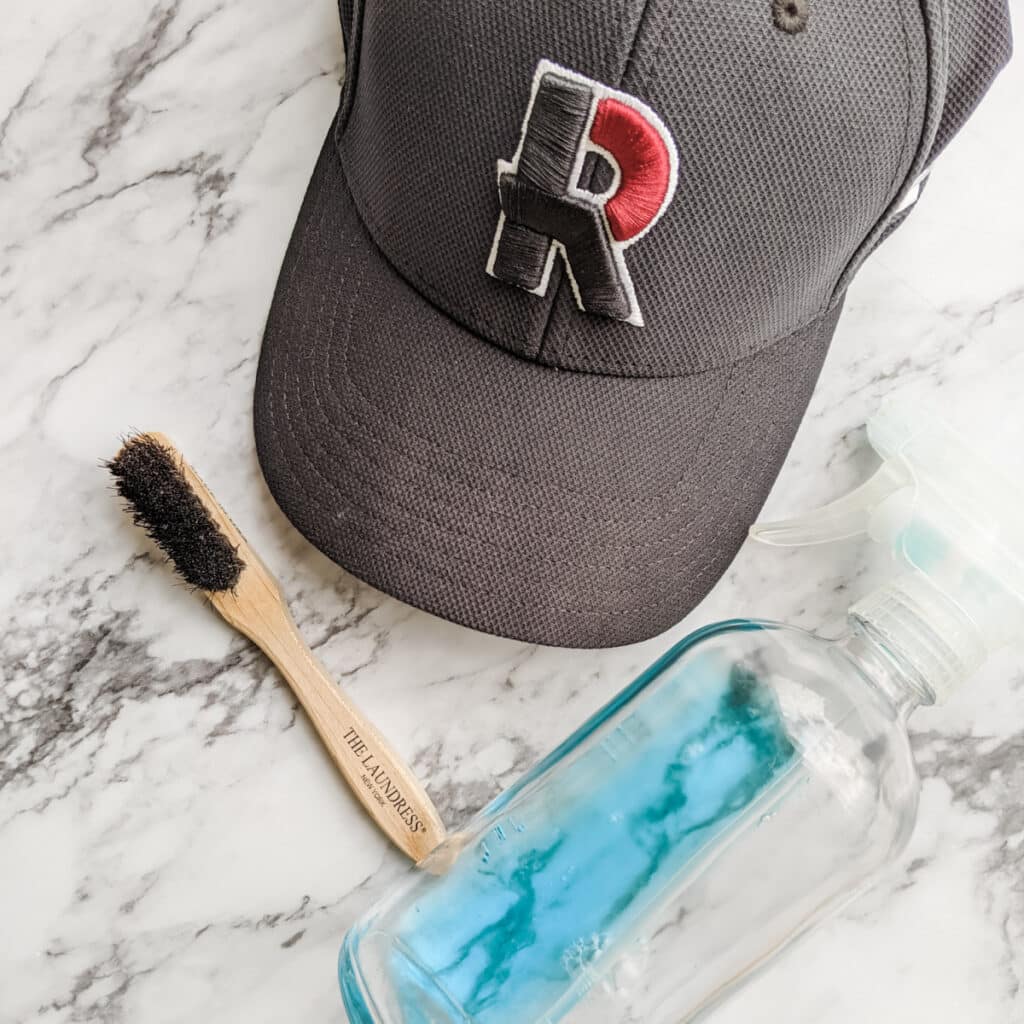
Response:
[343,648,797,1024]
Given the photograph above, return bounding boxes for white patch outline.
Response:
[485,58,680,328]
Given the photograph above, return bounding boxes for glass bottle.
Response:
[339,616,933,1024]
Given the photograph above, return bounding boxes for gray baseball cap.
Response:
[255,0,1011,648]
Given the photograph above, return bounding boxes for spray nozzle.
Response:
[750,400,1024,702]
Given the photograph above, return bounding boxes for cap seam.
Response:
[338,146,541,352]
[333,0,365,138]
[623,0,677,95]
[827,0,930,302]
[535,0,644,363]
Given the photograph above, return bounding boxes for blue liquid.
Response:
[343,648,796,1024]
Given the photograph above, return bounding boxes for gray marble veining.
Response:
[2,2,1022,1021]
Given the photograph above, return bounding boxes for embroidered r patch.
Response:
[486,60,679,327]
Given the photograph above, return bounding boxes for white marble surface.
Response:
[2,2,1023,1021]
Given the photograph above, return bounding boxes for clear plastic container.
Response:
[339,616,928,1024]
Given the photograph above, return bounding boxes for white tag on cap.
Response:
[894,171,930,216]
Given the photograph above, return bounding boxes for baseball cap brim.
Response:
[255,125,841,648]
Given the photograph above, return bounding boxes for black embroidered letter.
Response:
[486,61,679,327]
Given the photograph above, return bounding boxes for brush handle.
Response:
[150,432,448,864]
[254,605,447,863]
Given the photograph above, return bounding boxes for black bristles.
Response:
[107,435,244,592]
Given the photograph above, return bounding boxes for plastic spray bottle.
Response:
[338,400,1021,1024]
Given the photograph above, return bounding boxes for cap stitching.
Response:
[337,345,743,553]
[334,0,365,138]
[337,239,737,533]
[771,0,810,35]
[875,0,915,259]
[273,364,738,617]
[604,0,634,78]
[271,329,679,622]
[332,264,753,522]
[338,156,531,349]
[270,329,771,620]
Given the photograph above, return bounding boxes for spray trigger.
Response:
[749,461,912,548]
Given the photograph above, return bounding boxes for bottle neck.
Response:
[848,571,988,706]
[837,620,935,721]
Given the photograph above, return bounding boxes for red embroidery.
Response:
[588,97,673,243]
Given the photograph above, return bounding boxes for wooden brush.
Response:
[108,432,446,864]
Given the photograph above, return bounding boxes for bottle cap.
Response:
[750,400,1024,702]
